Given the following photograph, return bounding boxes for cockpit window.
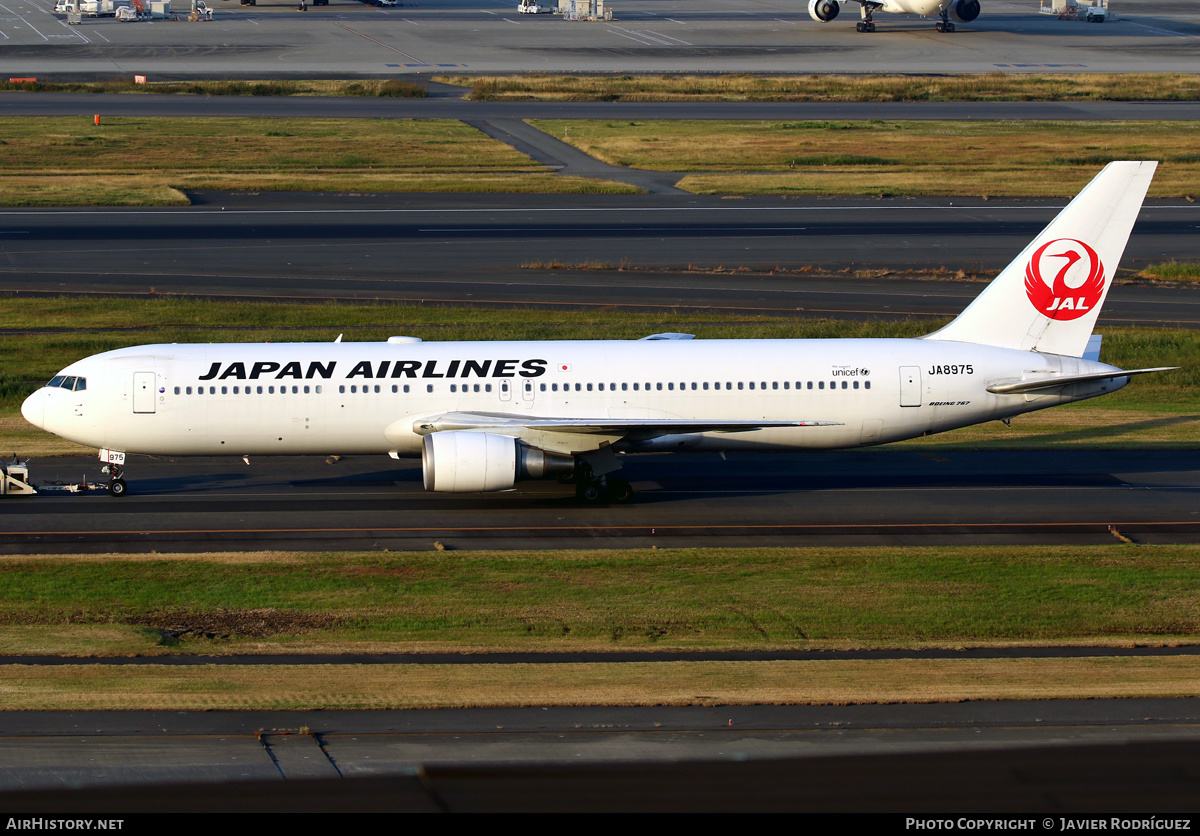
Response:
[47,376,65,388]
[73,377,86,391]
[62,377,77,391]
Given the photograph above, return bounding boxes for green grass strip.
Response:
[1,546,1199,657]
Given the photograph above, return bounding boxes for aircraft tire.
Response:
[108,478,127,497]
[576,482,603,503]
[605,478,634,504]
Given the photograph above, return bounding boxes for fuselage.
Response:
[21,337,1128,458]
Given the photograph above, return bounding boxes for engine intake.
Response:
[951,0,980,22]
[422,432,573,493]
[808,0,839,22]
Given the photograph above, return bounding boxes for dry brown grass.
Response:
[531,119,1200,197]
[4,657,1199,710]
[447,73,1200,103]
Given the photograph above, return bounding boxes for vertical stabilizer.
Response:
[924,161,1156,358]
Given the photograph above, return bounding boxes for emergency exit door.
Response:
[133,372,156,414]
[899,366,921,408]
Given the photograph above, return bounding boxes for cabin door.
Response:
[899,366,921,408]
[132,372,156,414]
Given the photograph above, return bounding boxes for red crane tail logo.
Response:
[1024,238,1105,322]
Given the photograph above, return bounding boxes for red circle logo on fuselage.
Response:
[1024,238,1105,321]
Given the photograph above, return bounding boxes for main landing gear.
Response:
[856,2,877,31]
[562,458,634,504]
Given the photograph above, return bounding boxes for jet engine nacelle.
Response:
[421,431,573,493]
[950,0,980,22]
[808,0,839,22]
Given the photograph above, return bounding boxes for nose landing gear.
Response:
[106,465,127,497]
[99,449,128,497]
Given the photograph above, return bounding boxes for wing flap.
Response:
[414,411,839,436]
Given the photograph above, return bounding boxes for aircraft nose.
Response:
[20,389,44,430]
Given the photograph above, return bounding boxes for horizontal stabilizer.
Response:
[986,366,1177,395]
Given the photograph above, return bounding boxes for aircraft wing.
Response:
[413,411,840,437]
[986,367,1178,395]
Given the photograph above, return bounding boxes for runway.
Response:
[9,448,1200,552]
[2,701,1200,811]
[4,194,1200,324]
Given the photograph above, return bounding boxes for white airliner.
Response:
[808,0,979,32]
[22,161,1173,502]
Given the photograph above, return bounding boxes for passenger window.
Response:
[451,384,457,393]
[656,383,663,391]
[622,383,628,391]
[853,381,859,389]
[304,386,310,394]
[807,382,813,390]
[404,385,411,393]
[339,385,346,394]
[427,384,433,393]
[221,386,228,395]
[316,386,322,394]
[174,387,180,395]
[738,382,744,390]
[842,381,848,389]
[540,383,547,392]
[186,387,193,395]
[633,383,639,391]
[865,381,871,390]
[819,382,825,390]
[587,383,593,392]
[257,386,263,394]
[391,385,398,393]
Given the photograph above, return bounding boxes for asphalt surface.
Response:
[1,0,1199,76]
[3,701,1200,811]
[3,194,1200,324]
[10,448,1200,551]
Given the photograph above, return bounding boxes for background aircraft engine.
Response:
[950,0,980,22]
[808,0,839,22]
[421,432,574,492]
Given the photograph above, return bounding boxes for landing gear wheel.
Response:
[576,482,603,503]
[936,20,954,32]
[856,20,874,32]
[604,477,634,504]
[108,478,127,497]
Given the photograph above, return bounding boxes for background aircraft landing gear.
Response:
[856,2,877,31]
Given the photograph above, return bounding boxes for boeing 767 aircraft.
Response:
[22,162,1173,502]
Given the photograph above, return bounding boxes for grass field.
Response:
[0,117,638,204]
[6,657,1200,710]
[1,545,1198,656]
[444,73,1200,103]
[530,119,1200,196]
[6,116,1200,201]
[1,545,1199,708]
